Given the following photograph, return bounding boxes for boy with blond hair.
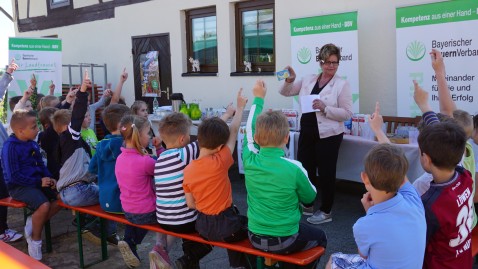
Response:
[183,88,250,268]
[242,80,326,269]
[1,110,61,260]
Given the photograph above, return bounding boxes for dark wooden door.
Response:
[132,33,172,109]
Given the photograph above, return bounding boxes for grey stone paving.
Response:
[4,167,376,269]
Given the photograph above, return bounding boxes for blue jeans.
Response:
[60,182,116,235]
[123,211,156,247]
[60,182,99,207]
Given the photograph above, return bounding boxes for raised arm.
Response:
[226,88,248,152]
[70,71,90,136]
[13,87,33,111]
[431,49,455,116]
[111,68,127,105]
[49,80,55,96]
[243,80,267,158]
[413,81,440,126]
[369,102,390,144]
[0,60,18,99]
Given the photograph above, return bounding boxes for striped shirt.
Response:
[155,141,199,225]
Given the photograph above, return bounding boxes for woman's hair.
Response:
[317,43,341,62]
[474,113,478,129]
[119,115,151,156]
[131,100,148,116]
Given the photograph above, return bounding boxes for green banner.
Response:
[9,38,62,51]
[396,0,478,28]
[290,11,357,36]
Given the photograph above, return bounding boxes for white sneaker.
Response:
[307,210,332,224]
[24,216,32,242]
[28,239,42,260]
[0,229,23,243]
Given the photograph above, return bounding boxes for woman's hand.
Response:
[284,66,296,83]
[312,99,326,111]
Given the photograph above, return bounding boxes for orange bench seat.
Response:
[58,200,325,268]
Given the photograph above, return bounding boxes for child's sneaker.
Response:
[27,239,42,260]
[149,245,171,269]
[24,216,32,241]
[118,240,141,268]
[301,205,314,216]
[0,229,23,243]
[307,210,332,224]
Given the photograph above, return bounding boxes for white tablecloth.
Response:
[237,130,425,183]
[293,134,425,183]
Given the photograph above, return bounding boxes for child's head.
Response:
[197,117,229,150]
[363,144,408,193]
[158,112,191,148]
[119,115,151,155]
[452,109,473,138]
[104,96,127,107]
[39,107,58,130]
[52,109,72,134]
[418,121,467,171]
[82,108,92,129]
[131,100,149,118]
[254,111,289,147]
[9,96,32,112]
[35,93,45,111]
[102,104,131,133]
[39,95,60,110]
[10,110,39,141]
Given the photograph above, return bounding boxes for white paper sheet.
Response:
[300,95,320,113]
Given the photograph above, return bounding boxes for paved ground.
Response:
[3,166,393,268]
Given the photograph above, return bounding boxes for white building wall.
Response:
[13,0,443,115]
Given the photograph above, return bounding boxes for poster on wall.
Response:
[289,12,359,113]
[140,51,161,97]
[8,37,62,104]
[396,1,478,117]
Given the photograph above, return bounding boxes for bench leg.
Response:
[75,212,85,268]
[44,221,52,253]
[99,218,108,261]
[256,256,264,269]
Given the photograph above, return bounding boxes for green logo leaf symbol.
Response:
[14,54,21,61]
[297,47,311,64]
[406,41,426,61]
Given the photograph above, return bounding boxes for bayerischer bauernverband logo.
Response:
[297,47,311,64]
[406,41,426,61]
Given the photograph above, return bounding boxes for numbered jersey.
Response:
[422,166,473,269]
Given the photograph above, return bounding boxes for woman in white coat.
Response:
[280,43,353,225]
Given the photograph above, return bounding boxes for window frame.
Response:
[235,0,275,73]
[185,6,218,74]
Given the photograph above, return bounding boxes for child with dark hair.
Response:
[413,81,473,268]
[2,110,61,260]
[154,111,215,269]
[183,89,249,268]
[38,107,60,179]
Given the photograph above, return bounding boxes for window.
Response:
[186,7,218,73]
[50,0,70,8]
[235,0,274,73]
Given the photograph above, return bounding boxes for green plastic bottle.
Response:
[179,103,190,117]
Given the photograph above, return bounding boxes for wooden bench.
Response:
[57,200,325,269]
[382,116,421,134]
[0,241,51,269]
[0,197,52,252]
